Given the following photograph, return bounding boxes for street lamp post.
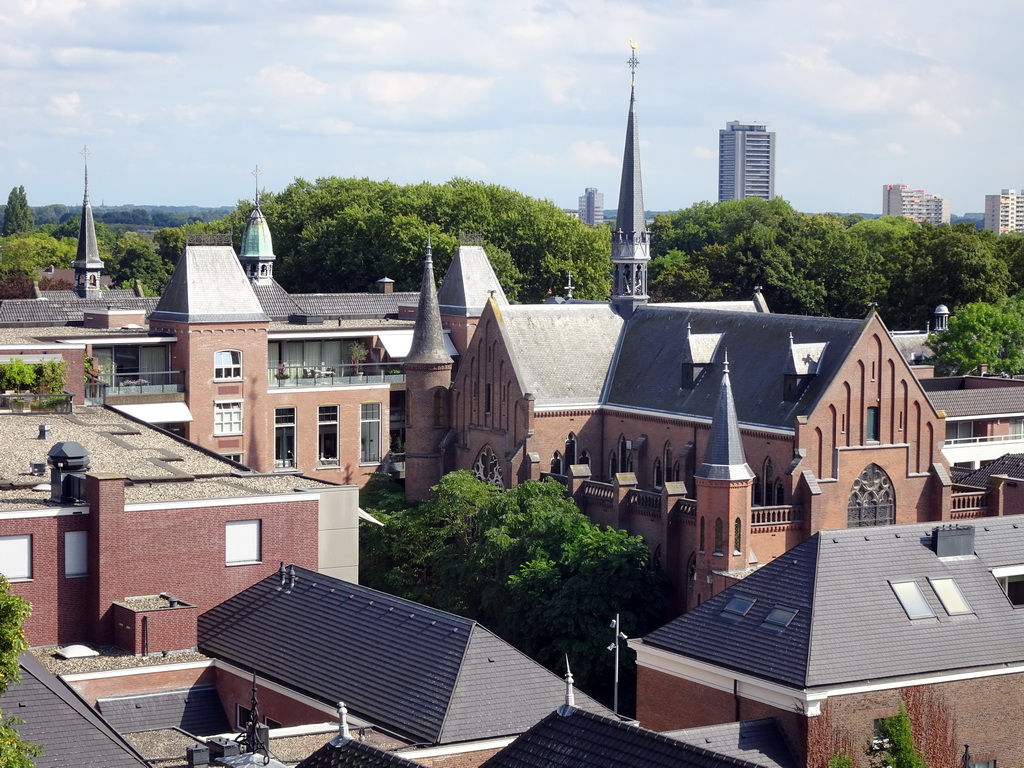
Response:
[607,613,628,715]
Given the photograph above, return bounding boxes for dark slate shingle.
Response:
[296,736,423,768]
[97,685,230,735]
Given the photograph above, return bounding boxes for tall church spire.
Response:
[406,238,453,366]
[72,146,103,298]
[611,41,650,317]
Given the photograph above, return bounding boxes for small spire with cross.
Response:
[81,145,91,201]
[565,272,574,300]
[251,165,262,207]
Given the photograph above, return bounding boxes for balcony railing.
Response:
[0,392,73,414]
[944,433,1024,447]
[951,491,987,513]
[751,505,803,526]
[269,363,405,388]
[86,370,185,402]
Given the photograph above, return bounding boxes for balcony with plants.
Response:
[0,358,73,413]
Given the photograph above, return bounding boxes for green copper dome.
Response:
[239,203,275,261]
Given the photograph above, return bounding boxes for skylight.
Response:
[929,578,972,615]
[721,594,756,620]
[763,605,798,629]
[891,581,935,620]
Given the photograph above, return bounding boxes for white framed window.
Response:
[275,407,296,469]
[214,350,243,381]
[225,520,261,565]
[318,405,339,466]
[214,401,243,436]
[0,535,32,581]
[360,402,381,463]
[220,452,244,464]
[64,530,88,578]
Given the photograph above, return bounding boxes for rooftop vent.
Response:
[47,441,90,472]
[933,525,975,558]
[29,461,46,476]
[38,424,51,440]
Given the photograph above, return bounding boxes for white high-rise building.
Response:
[718,121,776,202]
[984,189,1024,234]
[578,187,604,226]
[882,184,951,225]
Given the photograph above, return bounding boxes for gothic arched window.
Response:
[551,451,563,475]
[565,433,577,466]
[580,449,591,468]
[714,519,724,555]
[609,452,618,480]
[653,459,664,488]
[433,389,444,426]
[699,517,706,553]
[773,479,785,506]
[847,463,895,527]
[734,517,742,555]
[473,446,504,489]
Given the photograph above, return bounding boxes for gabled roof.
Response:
[1,653,150,767]
[662,719,799,768]
[479,706,766,768]
[642,518,1024,689]
[498,303,624,407]
[252,280,305,320]
[956,453,1024,488]
[150,245,269,324]
[0,295,157,326]
[198,567,612,745]
[297,736,422,768]
[606,308,866,430]
[437,245,509,317]
[921,376,1024,418]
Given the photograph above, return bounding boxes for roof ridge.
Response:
[435,621,483,741]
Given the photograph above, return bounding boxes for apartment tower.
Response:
[718,121,776,202]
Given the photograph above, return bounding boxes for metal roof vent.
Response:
[933,525,975,558]
[29,461,46,476]
[47,441,90,472]
[38,424,52,440]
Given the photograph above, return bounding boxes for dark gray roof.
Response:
[405,249,452,366]
[96,685,230,735]
[436,245,509,317]
[296,736,422,768]
[663,719,800,768]
[1,653,150,767]
[71,169,103,269]
[614,86,645,238]
[695,363,755,481]
[151,245,269,324]
[479,707,763,768]
[957,453,1024,488]
[498,304,623,406]
[0,294,156,326]
[921,376,1024,418]
[291,292,418,319]
[643,517,1024,689]
[606,307,867,431]
[198,567,612,745]
[252,280,305,320]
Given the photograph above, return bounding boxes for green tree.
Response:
[0,576,40,767]
[927,295,1024,375]
[108,233,170,294]
[360,472,667,709]
[868,702,926,768]
[1,187,33,236]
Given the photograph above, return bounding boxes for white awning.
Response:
[111,401,194,424]
[376,330,458,359]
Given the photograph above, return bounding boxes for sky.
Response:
[1,0,1020,215]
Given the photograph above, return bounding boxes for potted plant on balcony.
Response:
[348,342,369,376]
[1,358,36,394]
[275,361,290,380]
[37,360,68,395]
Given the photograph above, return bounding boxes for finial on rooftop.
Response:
[563,655,575,710]
[788,331,794,348]
[80,145,91,204]
[277,561,286,590]
[251,165,262,208]
[285,564,297,593]
[686,321,692,339]
[236,672,269,757]
[338,702,351,740]
[565,272,574,300]
[627,40,639,88]
[723,348,730,374]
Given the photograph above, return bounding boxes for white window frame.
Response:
[214,400,243,436]
[360,402,381,464]
[0,535,32,581]
[214,349,243,381]
[64,530,88,578]
[225,520,261,565]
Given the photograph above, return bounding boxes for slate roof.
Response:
[291,292,418,319]
[437,245,509,317]
[296,736,423,768]
[662,719,799,768]
[613,85,646,238]
[696,363,755,481]
[0,294,156,326]
[405,248,452,366]
[606,307,867,430]
[151,245,269,324]
[921,376,1024,418]
[498,303,624,407]
[1,653,150,767]
[252,279,306,320]
[642,517,1024,689]
[197,567,612,746]
[96,685,230,735]
[956,453,1024,488]
[479,706,765,768]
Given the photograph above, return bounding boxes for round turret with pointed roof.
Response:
[239,196,276,283]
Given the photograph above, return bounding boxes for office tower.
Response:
[882,184,951,225]
[984,189,1024,234]
[718,121,776,202]
[578,187,604,226]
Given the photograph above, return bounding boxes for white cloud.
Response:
[454,155,490,176]
[885,143,907,155]
[48,91,79,117]
[360,72,495,121]
[506,149,556,169]
[568,140,617,168]
[51,47,180,72]
[691,145,714,159]
[250,65,328,98]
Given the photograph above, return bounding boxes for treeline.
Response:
[216,177,612,302]
[649,198,1023,329]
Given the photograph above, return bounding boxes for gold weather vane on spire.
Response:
[628,40,639,87]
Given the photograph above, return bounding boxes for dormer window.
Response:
[992,565,1024,606]
[682,363,705,388]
